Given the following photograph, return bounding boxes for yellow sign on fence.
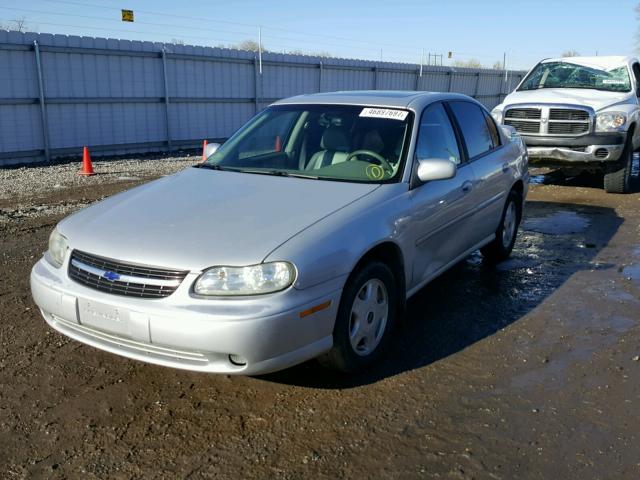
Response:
[121,10,134,22]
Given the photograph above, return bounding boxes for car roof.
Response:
[272,90,473,111]
[541,55,637,70]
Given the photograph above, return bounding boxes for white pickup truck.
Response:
[492,56,639,193]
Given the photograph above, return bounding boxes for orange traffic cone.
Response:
[201,139,208,163]
[78,146,95,176]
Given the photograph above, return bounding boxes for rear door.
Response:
[409,102,477,289]
[447,101,511,243]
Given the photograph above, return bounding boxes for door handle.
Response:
[502,162,510,173]
[462,180,473,193]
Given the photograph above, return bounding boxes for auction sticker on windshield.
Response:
[359,108,409,121]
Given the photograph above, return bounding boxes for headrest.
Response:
[361,130,384,153]
[321,127,349,151]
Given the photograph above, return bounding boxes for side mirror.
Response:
[416,158,457,183]
[501,125,518,141]
[203,142,221,161]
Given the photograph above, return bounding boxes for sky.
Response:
[0,0,638,70]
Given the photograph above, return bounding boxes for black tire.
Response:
[604,137,634,194]
[481,189,522,263]
[318,261,398,373]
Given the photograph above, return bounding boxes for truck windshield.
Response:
[518,61,631,93]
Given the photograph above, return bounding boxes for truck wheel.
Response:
[481,189,522,263]
[318,261,397,373]
[604,138,634,194]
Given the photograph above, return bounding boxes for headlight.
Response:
[46,228,68,268]
[491,107,503,124]
[194,262,296,296]
[596,112,627,132]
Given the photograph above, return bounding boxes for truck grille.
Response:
[68,250,188,299]
[549,108,589,121]
[504,108,542,133]
[548,122,590,134]
[504,106,591,136]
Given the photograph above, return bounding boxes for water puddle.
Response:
[622,264,640,285]
[523,210,590,235]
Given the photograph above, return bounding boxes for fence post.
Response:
[253,56,260,113]
[161,47,172,151]
[447,69,454,92]
[373,66,378,90]
[473,72,480,99]
[318,61,323,92]
[414,68,420,90]
[33,41,51,163]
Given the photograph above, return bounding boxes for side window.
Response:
[632,63,640,94]
[415,103,461,165]
[448,101,494,159]
[483,110,501,148]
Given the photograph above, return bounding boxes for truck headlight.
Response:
[194,262,296,296]
[491,107,503,124]
[46,228,68,268]
[596,112,627,132]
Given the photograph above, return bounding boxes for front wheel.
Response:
[604,137,634,193]
[481,190,522,263]
[319,261,398,373]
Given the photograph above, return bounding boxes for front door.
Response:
[409,102,477,290]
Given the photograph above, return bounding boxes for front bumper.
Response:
[30,258,343,375]
[522,133,626,164]
[527,144,624,163]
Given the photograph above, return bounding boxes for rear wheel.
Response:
[604,137,634,193]
[481,189,522,263]
[319,261,397,373]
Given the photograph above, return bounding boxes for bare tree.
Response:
[171,38,186,45]
[1,16,30,32]
[562,50,580,57]
[492,60,504,70]
[235,39,264,52]
[452,59,483,68]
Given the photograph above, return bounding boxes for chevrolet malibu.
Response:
[31,91,529,375]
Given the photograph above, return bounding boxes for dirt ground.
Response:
[1,167,639,479]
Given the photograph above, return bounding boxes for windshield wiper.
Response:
[197,164,319,179]
[197,164,243,172]
[265,170,319,179]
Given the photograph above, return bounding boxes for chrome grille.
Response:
[548,122,590,134]
[549,108,589,121]
[505,108,541,120]
[68,250,188,299]
[504,108,542,134]
[503,119,541,133]
[504,106,591,136]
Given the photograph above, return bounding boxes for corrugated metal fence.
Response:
[0,30,526,166]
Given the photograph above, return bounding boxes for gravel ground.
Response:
[1,162,640,478]
[0,156,197,203]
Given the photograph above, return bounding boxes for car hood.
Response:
[59,167,379,271]
[503,88,631,112]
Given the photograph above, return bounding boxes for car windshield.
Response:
[202,104,412,183]
[518,61,631,93]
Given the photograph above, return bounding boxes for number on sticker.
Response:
[360,108,409,121]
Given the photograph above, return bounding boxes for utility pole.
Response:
[419,48,424,77]
[258,26,263,74]
[503,52,507,83]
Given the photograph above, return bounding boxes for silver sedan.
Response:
[30,91,529,375]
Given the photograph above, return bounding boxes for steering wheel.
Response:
[345,149,393,172]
